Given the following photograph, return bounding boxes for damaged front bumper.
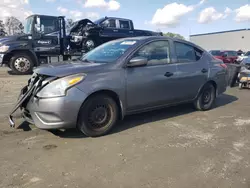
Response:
[8,74,43,128]
[9,73,87,130]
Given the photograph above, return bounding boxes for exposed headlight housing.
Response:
[36,73,86,98]
[0,45,9,52]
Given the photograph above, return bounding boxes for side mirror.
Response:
[127,56,148,67]
[35,24,41,32]
[41,24,45,33]
[35,16,41,33]
[222,53,227,57]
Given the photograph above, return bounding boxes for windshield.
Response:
[210,50,222,56]
[242,58,250,64]
[245,51,250,56]
[93,17,106,25]
[24,16,34,34]
[81,39,138,63]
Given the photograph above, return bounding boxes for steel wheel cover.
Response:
[14,57,31,72]
[86,40,95,50]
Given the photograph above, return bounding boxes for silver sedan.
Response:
[9,36,228,137]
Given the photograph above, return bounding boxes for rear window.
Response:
[210,50,222,56]
[225,51,237,56]
[119,20,130,29]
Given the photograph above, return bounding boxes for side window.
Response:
[194,48,203,61]
[132,41,171,65]
[174,42,203,62]
[102,19,116,28]
[119,20,130,29]
[40,17,59,34]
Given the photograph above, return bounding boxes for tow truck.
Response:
[0,14,162,74]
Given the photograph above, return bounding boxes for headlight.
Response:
[0,45,9,52]
[36,73,86,98]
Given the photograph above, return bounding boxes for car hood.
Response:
[34,60,110,77]
[70,19,96,33]
[0,34,29,44]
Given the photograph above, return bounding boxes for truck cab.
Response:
[0,14,71,74]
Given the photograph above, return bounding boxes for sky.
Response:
[0,0,250,39]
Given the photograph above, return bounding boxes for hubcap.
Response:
[14,57,31,72]
[87,104,111,129]
[202,89,211,104]
[85,40,95,50]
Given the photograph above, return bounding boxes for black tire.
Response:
[194,83,216,111]
[77,94,118,137]
[239,83,243,89]
[9,53,34,75]
[83,38,96,52]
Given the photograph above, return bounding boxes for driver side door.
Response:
[33,16,60,56]
[125,40,179,112]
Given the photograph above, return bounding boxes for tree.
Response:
[0,20,6,36]
[163,32,185,40]
[66,18,74,29]
[5,16,24,35]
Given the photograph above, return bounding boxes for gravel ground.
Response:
[1,67,250,188]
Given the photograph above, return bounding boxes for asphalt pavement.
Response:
[1,67,250,188]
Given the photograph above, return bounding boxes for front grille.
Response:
[27,73,56,95]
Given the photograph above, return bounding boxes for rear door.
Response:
[173,41,208,101]
[125,40,180,111]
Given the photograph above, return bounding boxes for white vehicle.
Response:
[237,51,250,62]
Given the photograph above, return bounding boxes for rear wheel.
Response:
[9,53,34,75]
[194,83,216,111]
[77,94,118,137]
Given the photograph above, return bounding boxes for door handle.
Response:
[201,68,208,73]
[164,72,174,77]
[113,29,118,32]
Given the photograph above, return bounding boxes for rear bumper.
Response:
[24,87,88,130]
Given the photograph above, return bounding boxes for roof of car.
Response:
[119,36,187,42]
[105,16,132,21]
[114,36,206,51]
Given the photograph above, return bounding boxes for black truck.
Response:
[0,14,162,74]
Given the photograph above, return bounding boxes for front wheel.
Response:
[9,53,34,75]
[77,94,118,137]
[83,39,96,52]
[194,83,216,111]
[239,83,243,89]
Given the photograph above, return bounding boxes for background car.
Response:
[209,50,239,64]
[10,36,228,137]
[237,51,250,62]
